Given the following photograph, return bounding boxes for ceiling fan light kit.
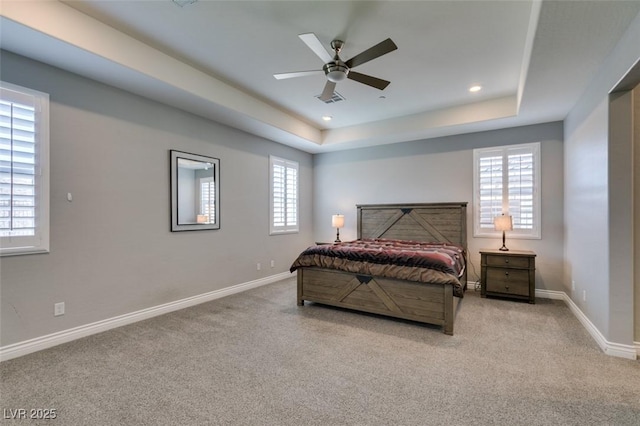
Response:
[274,33,397,102]
[324,62,349,83]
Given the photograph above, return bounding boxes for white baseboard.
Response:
[0,272,292,362]
[536,289,637,360]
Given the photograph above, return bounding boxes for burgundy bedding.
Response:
[290,239,466,297]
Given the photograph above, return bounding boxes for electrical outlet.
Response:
[257,263,261,271]
[572,280,575,291]
[582,290,586,302]
[270,260,275,268]
[54,302,65,317]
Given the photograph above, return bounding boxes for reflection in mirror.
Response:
[170,150,220,231]
[177,158,215,225]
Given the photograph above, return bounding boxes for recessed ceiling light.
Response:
[469,85,482,93]
[322,115,332,121]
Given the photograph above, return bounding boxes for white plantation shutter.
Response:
[0,82,49,255]
[272,161,285,228]
[477,150,504,231]
[200,177,215,223]
[507,149,535,230]
[270,156,298,234]
[473,143,540,238]
[0,101,36,236]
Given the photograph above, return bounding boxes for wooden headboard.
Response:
[356,202,468,249]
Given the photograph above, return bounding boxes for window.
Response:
[473,142,540,239]
[0,82,49,256]
[269,155,298,234]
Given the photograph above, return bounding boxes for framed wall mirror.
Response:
[170,150,220,232]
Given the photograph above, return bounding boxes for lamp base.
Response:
[335,228,341,243]
[498,230,509,251]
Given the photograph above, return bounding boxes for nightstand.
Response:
[480,249,536,303]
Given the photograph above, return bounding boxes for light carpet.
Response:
[1,277,639,425]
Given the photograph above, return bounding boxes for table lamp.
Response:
[332,214,345,243]
[494,214,513,251]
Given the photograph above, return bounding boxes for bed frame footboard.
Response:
[297,267,458,335]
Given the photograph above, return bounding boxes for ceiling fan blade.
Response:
[345,38,397,69]
[274,70,324,80]
[347,71,390,90]
[320,81,337,101]
[299,33,333,63]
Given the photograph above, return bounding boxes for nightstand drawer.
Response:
[485,268,530,296]
[485,255,530,269]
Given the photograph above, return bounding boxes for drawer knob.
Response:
[505,285,510,291]
[505,259,509,264]
[505,272,509,276]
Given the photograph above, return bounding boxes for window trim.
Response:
[269,155,299,235]
[473,142,541,239]
[0,81,50,256]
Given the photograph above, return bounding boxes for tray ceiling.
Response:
[1,1,639,152]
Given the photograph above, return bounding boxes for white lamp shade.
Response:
[494,215,513,231]
[332,214,345,228]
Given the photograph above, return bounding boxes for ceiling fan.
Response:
[274,33,398,101]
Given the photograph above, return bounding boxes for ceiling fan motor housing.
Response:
[323,61,349,82]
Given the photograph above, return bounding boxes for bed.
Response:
[291,202,468,335]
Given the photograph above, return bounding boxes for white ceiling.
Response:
[1,1,639,153]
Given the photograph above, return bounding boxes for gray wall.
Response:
[609,90,635,346]
[0,51,313,347]
[564,97,611,335]
[564,10,640,345]
[313,122,565,291]
[635,86,640,343]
